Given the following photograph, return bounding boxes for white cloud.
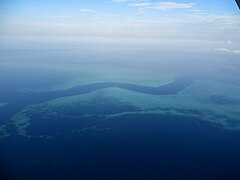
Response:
[1,13,240,46]
[191,9,203,12]
[112,0,131,2]
[112,0,148,3]
[129,2,195,10]
[215,48,240,54]
[129,2,150,7]
[48,15,74,19]
[80,9,96,13]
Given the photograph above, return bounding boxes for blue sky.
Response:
[0,0,239,54]
[1,0,239,21]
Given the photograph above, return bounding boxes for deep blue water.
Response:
[0,65,240,180]
[1,114,240,180]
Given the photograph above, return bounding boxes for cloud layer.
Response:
[80,9,96,13]
[0,0,239,55]
[215,48,240,54]
[129,2,195,10]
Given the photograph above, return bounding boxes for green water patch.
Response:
[97,80,240,129]
[0,125,10,138]
[10,94,140,138]
[5,78,240,139]
[0,102,7,108]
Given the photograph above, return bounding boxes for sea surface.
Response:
[1,113,240,180]
[0,61,240,180]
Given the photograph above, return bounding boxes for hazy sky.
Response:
[0,0,239,54]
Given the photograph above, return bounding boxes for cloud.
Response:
[129,2,195,10]
[112,0,131,2]
[129,2,150,7]
[215,48,240,54]
[48,15,74,19]
[1,13,239,46]
[80,9,96,13]
[191,9,204,13]
[112,0,148,3]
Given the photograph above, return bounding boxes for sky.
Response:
[0,0,239,54]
